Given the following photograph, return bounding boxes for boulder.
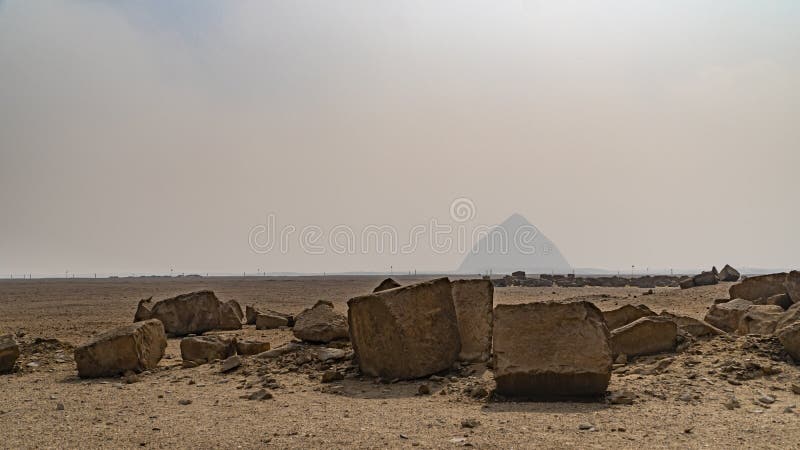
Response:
[736,305,785,335]
[658,312,723,337]
[729,273,788,301]
[0,334,20,374]
[786,271,800,303]
[451,279,493,362]
[134,298,153,322]
[293,301,349,343]
[761,293,793,310]
[235,340,271,356]
[373,278,401,293]
[718,264,741,282]
[180,335,236,364]
[245,305,259,325]
[256,313,289,330]
[693,271,718,287]
[348,277,460,379]
[75,320,166,378]
[704,299,754,332]
[777,303,800,332]
[679,278,695,289]
[219,302,243,330]
[610,317,677,357]
[777,322,800,361]
[493,301,612,398]
[227,300,244,322]
[146,291,242,336]
[602,304,655,331]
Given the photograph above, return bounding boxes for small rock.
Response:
[758,394,776,404]
[220,355,241,373]
[461,418,480,428]
[470,386,488,399]
[178,399,192,406]
[321,371,344,383]
[791,384,800,395]
[248,389,273,401]
[678,392,692,402]
[578,423,594,431]
[56,403,64,411]
[723,396,741,410]
[418,384,431,395]
[615,354,628,365]
[608,390,635,405]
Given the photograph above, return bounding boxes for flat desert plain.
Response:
[0,276,798,449]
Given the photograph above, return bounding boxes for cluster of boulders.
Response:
[704,271,800,360]
[679,264,740,289]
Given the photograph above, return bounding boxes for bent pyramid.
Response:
[457,213,572,275]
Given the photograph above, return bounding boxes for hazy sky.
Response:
[1,1,799,276]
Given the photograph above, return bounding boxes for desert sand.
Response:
[0,276,798,449]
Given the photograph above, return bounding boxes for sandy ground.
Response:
[0,276,798,449]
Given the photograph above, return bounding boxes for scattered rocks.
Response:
[348,278,461,379]
[75,319,166,378]
[142,291,242,336]
[0,334,20,374]
[493,301,612,398]
[610,317,677,357]
[450,279,493,362]
[180,335,236,364]
[293,301,349,343]
[373,278,401,292]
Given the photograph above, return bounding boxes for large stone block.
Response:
[736,305,784,335]
[704,298,753,332]
[610,317,677,357]
[602,304,655,331]
[729,273,787,301]
[786,271,800,304]
[293,301,349,343]
[0,334,20,374]
[348,278,461,379]
[492,301,612,398]
[145,291,242,336]
[180,335,236,364]
[256,313,289,330]
[75,319,166,378]
[451,279,493,362]
[777,322,800,361]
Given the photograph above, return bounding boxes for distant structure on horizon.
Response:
[457,213,572,275]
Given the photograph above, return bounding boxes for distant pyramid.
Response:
[457,213,572,275]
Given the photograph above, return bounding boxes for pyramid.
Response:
[457,213,572,275]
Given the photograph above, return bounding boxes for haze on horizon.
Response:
[1,1,798,277]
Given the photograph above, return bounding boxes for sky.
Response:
[1,1,799,276]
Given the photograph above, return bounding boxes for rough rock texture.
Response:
[75,319,166,378]
[450,279,493,362]
[245,305,259,325]
[492,301,612,398]
[704,299,754,332]
[256,314,289,330]
[373,278,401,293]
[293,301,349,343]
[776,303,800,332]
[227,300,244,322]
[610,317,677,357]
[786,271,800,303]
[777,322,800,361]
[603,304,655,331]
[180,335,236,364]
[729,273,788,301]
[658,312,723,337]
[758,293,793,310]
[0,334,20,374]
[679,278,695,290]
[348,278,461,379]
[146,291,242,336]
[235,340,271,356]
[718,264,741,282]
[134,298,153,322]
[736,305,785,335]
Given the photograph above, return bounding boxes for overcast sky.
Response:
[1,1,798,276]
